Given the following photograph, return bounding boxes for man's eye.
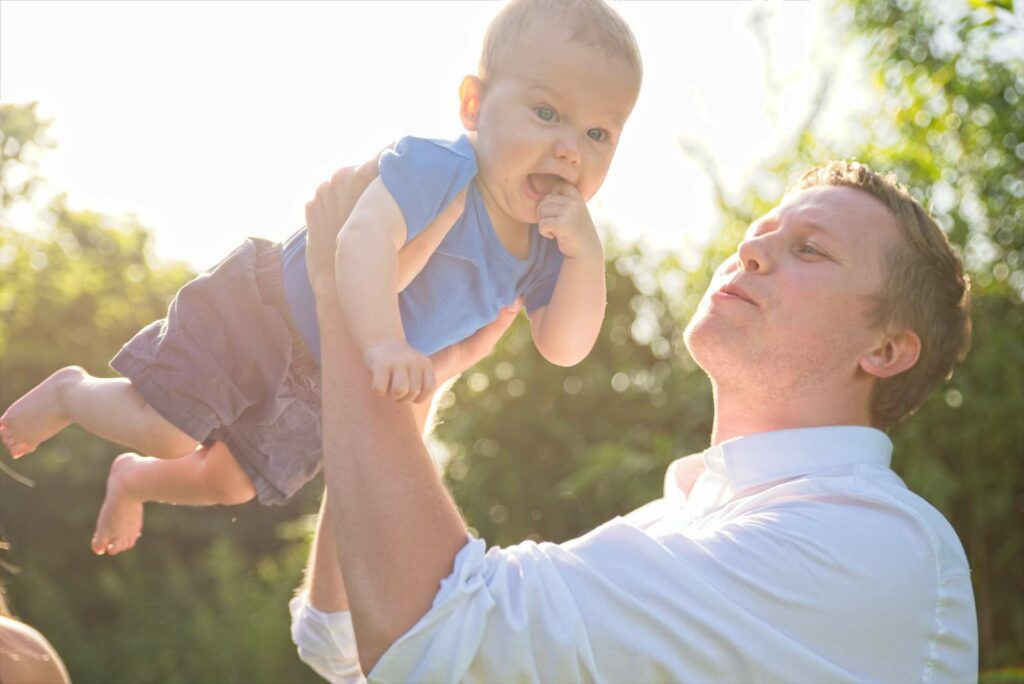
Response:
[587,128,607,142]
[535,106,557,122]
[798,243,824,257]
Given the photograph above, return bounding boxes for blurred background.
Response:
[1,0,1021,681]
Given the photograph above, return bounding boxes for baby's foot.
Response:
[92,453,145,556]
[0,366,85,458]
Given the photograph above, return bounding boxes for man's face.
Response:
[469,22,640,226]
[684,185,903,394]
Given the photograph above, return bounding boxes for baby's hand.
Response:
[363,340,436,403]
[537,182,602,260]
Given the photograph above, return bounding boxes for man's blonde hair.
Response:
[790,161,972,429]
[479,0,642,83]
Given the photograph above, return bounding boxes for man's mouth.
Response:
[526,173,566,199]
[715,283,759,307]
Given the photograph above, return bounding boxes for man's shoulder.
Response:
[749,463,970,579]
[854,466,971,578]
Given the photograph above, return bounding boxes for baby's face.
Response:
[469,22,640,226]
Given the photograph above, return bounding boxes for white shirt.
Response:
[296,426,978,683]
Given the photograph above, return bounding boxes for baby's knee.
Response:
[198,442,256,505]
[213,475,256,506]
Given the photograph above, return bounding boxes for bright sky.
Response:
[1,0,863,271]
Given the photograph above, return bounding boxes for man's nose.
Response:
[553,135,582,166]
[737,236,772,273]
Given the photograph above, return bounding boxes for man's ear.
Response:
[459,76,483,131]
[859,328,922,379]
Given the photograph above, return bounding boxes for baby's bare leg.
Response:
[92,441,256,555]
[0,366,198,460]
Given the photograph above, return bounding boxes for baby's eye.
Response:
[586,128,608,142]
[535,106,557,122]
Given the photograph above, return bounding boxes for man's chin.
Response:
[683,314,741,373]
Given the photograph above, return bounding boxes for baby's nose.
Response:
[554,137,582,165]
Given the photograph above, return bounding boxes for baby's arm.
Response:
[334,177,434,403]
[529,184,606,367]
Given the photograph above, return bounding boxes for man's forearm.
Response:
[316,293,468,672]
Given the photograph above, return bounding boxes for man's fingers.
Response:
[474,301,521,351]
[429,299,521,381]
[349,155,382,193]
[437,189,468,228]
[496,300,523,324]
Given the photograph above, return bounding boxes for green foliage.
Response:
[0,102,323,683]
[2,0,1021,674]
[437,242,712,546]
[0,101,53,210]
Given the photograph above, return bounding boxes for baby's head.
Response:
[460,0,642,225]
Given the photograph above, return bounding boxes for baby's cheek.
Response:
[582,161,612,198]
[579,177,601,202]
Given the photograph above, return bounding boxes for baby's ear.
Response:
[459,76,483,131]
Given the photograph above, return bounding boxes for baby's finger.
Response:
[413,363,432,402]
[537,192,565,210]
[548,180,581,199]
[390,368,411,402]
[537,218,559,239]
[420,366,437,403]
[371,365,390,397]
[406,368,424,405]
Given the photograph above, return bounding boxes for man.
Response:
[292,158,976,683]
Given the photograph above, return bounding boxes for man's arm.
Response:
[306,162,517,672]
[316,279,468,671]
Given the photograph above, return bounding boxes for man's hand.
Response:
[304,154,383,298]
[364,339,436,403]
[537,182,603,260]
[397,189,467,291]
[430,300,521,385]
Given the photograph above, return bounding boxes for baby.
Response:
[0,0,642,555]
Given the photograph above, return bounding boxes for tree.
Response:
[1,102,323,683]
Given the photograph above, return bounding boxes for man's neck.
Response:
[710,381,874,445]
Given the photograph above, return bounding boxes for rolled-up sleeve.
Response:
[369,516,783,684]
[369,533,600,684]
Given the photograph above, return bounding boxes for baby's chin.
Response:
[500,197,541,227]
[521,205,541,226]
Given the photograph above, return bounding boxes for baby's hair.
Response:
[480,0,642,83]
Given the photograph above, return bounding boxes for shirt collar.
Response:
[701,426,893,492]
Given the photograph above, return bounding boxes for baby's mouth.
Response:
[527,173,565,198]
